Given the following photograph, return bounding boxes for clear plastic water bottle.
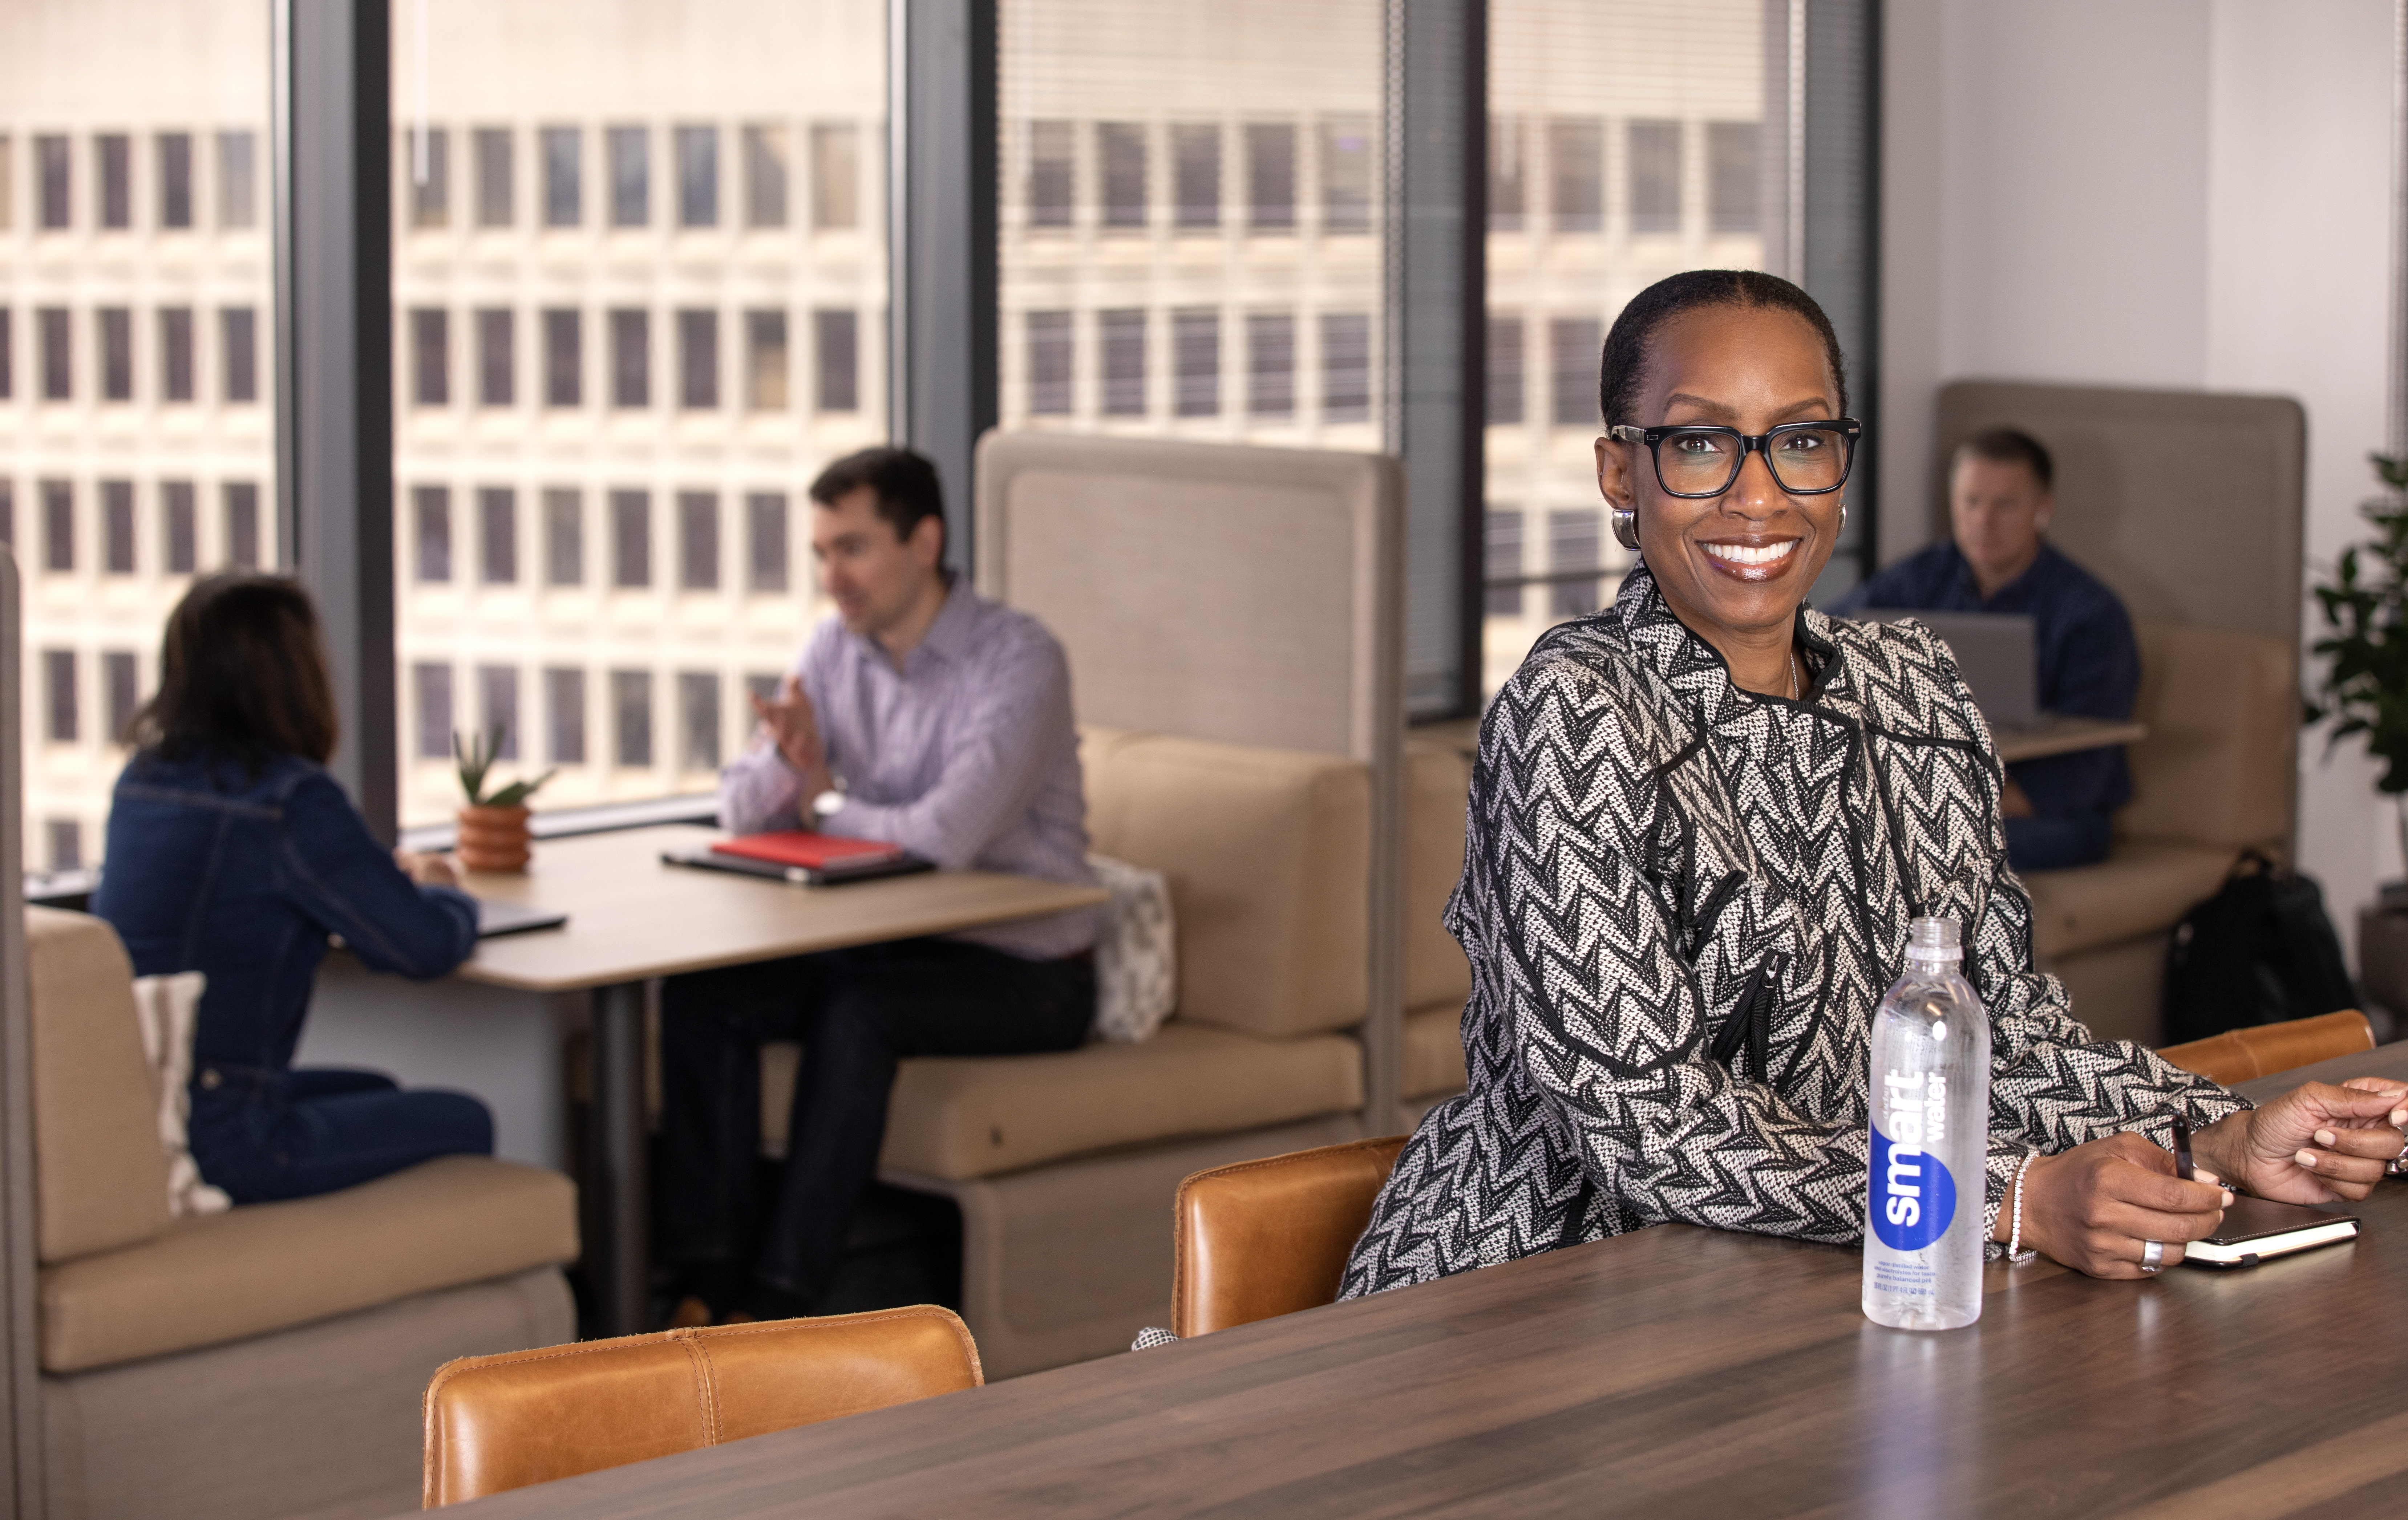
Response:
[1862,916,1991,1330]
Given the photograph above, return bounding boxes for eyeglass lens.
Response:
[1658,427,1851,495]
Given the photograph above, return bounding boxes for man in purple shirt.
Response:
[657,446,1097,1327]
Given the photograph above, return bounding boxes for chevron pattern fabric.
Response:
[1339,567,2245,1299]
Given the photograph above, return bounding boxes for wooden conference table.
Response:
[451,825,1107,1337]
[449,1042,2408,1518]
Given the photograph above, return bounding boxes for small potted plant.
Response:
[2308,453,2408,865]
[452,726,557,874]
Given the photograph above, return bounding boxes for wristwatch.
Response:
[811,788,846,821]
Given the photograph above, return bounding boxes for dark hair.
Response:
[808,446,947,556]
[1954,426,2054,491]
[1597,269,1849,429]
[129,572,339,773]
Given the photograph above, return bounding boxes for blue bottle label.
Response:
[1871,1068,1959,1251]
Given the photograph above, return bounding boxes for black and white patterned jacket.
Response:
[1339,566,2245,1299]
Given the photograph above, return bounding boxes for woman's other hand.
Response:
[2193,1082,2408,1204]
[2008,1132,2227,1277]
[393,848,461,889]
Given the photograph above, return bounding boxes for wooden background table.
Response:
[452,825,1105,1336]
[1992,715,2148,765]
[442,1043,2408,1518]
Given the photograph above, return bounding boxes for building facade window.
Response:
[541,125,581,226]
[745,310,788,410]
[0,310,11,399]
[679,672,721,771]
[414,662,453,758]
[611,669,653,768]
[1173,123,1219,229]
[1484,510,1523,616]
[103,481,135,573]
[676,125,719,227]
[98,308,133,401]
[41,481,72,572]
[1100,308,1145,416]
[415,485,452,582]
[411,308,449,405]
[810,123,859,230]
[221,306,258,403]
[97,134,131,229]
[37,135,69,229]
[161,308,195,401]
[1548,117,1603,232]
[1627,118,1681,233]
[678,309,719,409]
[743,126,788,227]
[611,489,650,587]
[479,664,519,757]
[224,482,259,567]
[544,489,583,585]
[610,309,649,407]
[545,667,586,764]
[608,125,649,226]
[746,492,788,593]
[1549,316,1600,427]
[814,309,857,412]
[105,651,139,743]
[163,481,197,574]
[678,491,719,590]
[479,487,517,584]
[1026,120,1073,228]
[1487,315,1524,425]
[39,308,70,400]
[1489,115,1525,231]
[1322,312,1371,423]
[474,127,513,226]
[217,129,257,228]
[1099,123,1146,228]
[1026,310,1072,415]
[44,650,78,742]
[542,308,580,406]
[1173,308,1219,418]
[1246,312,1292,418]
[477,308,514,406]
[409,126,449,227]
[1319,117,1372,232]
[1245,122,1295,231]
[1708,122,1759,234]
[1548,509,1601,616]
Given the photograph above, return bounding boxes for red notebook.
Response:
[711,831,907,870]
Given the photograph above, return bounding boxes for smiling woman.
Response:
[1337,269,2408,1300]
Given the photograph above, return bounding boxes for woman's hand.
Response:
[393,848,461,889]
[2192,1083,2408,1204]
[2003,1132,2227,1277]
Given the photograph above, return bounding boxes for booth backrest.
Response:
[23,908,172,1263]
[1403,741,1472,1014]
[2119,621,2294,852]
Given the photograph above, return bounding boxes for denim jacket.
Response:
[91,751,478,1078]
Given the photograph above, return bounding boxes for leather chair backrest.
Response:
[421,1306,982,1506]
[2120,621,2295,852]
[1172,1135,1407,1339]
[24,908,173,1262]
[2156,1010,2375,1086]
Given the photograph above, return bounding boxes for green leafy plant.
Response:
[453,726,558,809]
[2308,454,2408,792]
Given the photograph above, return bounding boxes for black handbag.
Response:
[2161,850,2358,1046]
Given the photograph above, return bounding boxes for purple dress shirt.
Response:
[718,580,1097,960]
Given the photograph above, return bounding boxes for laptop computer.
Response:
[1867,609,2043,731]
[474,897,569,937]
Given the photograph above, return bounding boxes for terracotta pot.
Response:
[456,804,533,874]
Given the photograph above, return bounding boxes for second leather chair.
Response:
[1173,1135,1408,1339]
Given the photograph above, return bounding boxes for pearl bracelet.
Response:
[2006,1149,2040,1265]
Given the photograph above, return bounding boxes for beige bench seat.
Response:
[2021,839,2237,962]
[40,1155,577,1375]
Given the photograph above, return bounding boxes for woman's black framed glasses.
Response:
[1607,417,1863,499]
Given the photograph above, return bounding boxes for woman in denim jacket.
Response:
[92,573,492,1203]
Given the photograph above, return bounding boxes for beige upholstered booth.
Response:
[1931,383,2305,1044]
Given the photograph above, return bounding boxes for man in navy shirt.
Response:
[1834,428,2139,872]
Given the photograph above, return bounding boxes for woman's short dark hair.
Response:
[808,446,947,555]
[1955,426,2054,491]
[1596,269,1849,429]
[129,572,339,772]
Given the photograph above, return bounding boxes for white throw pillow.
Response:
[1087,853,1177,1043]
[129,972,233,1217]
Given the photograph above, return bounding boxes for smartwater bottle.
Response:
[1862,916,1991,1330]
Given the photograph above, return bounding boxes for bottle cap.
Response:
[1907,916,1962,961]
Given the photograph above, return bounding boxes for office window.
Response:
[218,129,257,228]
[97,134,131,229]
[611,490,650,587]
[743,126,788,227]
[161,308,195,401]
[746,493,788,593]
[105,652,139,744]
[46,821,82,872]
[1101,309,1145,416]
[1320,117,1372,232]
[98,309,133,401]
[1322,313,1371,423]
[473,127,512,227]
[1484,511,1523,616]
[103,481,135,573]
[1246,312,1292,418]
[163,482,197,573]
[814,309,857,413]
[1026,121,1073,228]
[543,489,583,585]
[41,482,72,572]
[678,492,719,590]
[545,668,586,765]
[1489,114,1525,231]
[479,487,517,584]
[1708,122,1759,235]
[608,125,649,226]
[414,663,454,759]
[542,309,580,406]
[477,308,514,406]
[1628,118,1681,233]
[541,126,581,226]
[1100,123,1146,228]
[610,309,649,407]
[0,481,11,547]
[1487,316,1524,424]
[676,125,719,227]
[1548,118,1602,232]
[37,135,69,228]
[678,309,719,409]
[1245,122,1295,231]
[44,651,77,743]
[1174,309,1219,418]
[0,310,10,398]
[810,123,858,230]
[1549,317,1600,427]
[1173,124,1220,229]
[679,673,721,771]
[1026,310,1072,415]
[1549,509,1601,616]
[408,126,449,228]
[221,307,258,403]
[39,308,70,400]
[224,482,260,567]
[611,670,653,768]
[480,666,519,758]
[411,308,449,405]
[745,311,788,409]
[415,486,452,582]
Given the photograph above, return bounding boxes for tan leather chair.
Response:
[1172,1135,1408,1338]
[2157,1010,2378,1086]
[421,1306,982,1506]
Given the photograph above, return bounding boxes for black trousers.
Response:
[656,938,1094,1306]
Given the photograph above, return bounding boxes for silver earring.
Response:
[1840,502,1849,532]
[1611,504,1640,551]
